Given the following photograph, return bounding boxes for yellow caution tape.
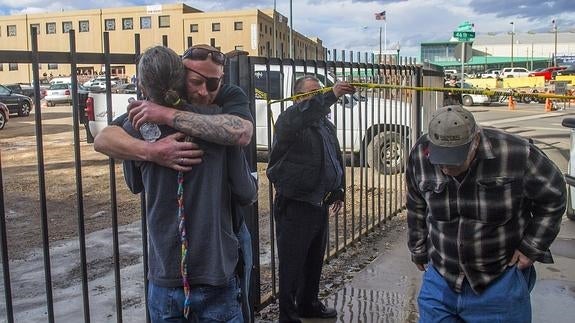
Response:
[264,82,575,105]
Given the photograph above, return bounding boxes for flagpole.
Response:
[379,26,382,63]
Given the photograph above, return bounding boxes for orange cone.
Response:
[545,98,553,112]
[508,96,516,110]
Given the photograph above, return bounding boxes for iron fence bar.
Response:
[0,151,14,323]
[68,29,92,323]
[131,33,150,323]
[30,27,56,323]
[102,32,123,323]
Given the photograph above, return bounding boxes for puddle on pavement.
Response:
[325,285,418,323]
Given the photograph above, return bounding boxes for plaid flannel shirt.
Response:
[406,127,566,294]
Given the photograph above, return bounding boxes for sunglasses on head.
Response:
[186,67,222,92]
[182,47,227,66]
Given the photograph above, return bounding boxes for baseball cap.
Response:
[428,105,478,166]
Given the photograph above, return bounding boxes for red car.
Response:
[529,66,567,81]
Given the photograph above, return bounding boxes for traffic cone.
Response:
[545,98,553,112]
[508,96,516,110]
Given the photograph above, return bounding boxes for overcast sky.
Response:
[0,0,573,59]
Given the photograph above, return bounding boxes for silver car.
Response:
[45,83,88,106]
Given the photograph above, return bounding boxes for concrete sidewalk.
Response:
[314,215,575,323]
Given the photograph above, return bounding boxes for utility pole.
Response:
[289,0,293,59]
[510,21,515,67]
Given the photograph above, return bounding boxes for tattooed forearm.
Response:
[172,111,253,146]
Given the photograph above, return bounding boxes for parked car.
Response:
[500,67,530,78]
[0,84,33,116]
[112,83,137,94]
[44,83,89,107]
[480,68,501,79]
[464,82,497,106]
[528,66,566,81]
[0,102,9,129]
[554,64,575,77]
[83,76,120,88]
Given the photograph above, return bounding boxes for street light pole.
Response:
[510,21,514,67]
[553,19,558,66]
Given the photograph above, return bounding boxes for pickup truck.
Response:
[86,67,412,175]
[84,92,133,143]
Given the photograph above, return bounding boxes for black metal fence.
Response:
[0,31,440,322]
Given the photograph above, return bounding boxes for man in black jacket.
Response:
[267,76,355,323]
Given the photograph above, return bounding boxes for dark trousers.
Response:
[274,195,328,323]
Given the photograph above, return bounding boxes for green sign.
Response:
[453,31,475,42]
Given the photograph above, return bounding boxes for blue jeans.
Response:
[418,265,536,323]
[148,276,243,323]
[237,221,252,322]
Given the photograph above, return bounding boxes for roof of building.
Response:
[431,56,549,67]
[473,31,575,45]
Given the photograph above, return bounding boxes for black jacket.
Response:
[266,91,345,206]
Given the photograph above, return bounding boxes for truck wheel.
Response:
[462,95,474,106]
[47,101,55,107]
[18,101,31,117]
[522,96,533,104]
[366,131,405,175]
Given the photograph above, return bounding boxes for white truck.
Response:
[85,65,413,174]
[84,92,134,143]
[253,64,412,174]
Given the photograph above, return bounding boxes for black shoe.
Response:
[297,302,337,319]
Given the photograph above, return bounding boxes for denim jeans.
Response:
[148,276,243,323]
[237,221,252,322]
[418,265,536,323]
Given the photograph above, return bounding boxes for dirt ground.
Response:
[0,105,403,318]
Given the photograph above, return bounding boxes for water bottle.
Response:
[128,97,161,142]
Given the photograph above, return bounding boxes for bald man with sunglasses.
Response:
[94,44,253,171]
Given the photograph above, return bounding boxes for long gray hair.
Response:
[137,46,186,107]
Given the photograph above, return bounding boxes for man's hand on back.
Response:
[147,132,204,172]
[128,100,177,130]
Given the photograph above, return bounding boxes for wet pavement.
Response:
[313,216,575,323]
[305,105,575,322]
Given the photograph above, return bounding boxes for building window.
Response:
[30,24,40,35]
[212,23,220,32]
[104,19,116,31]
[8,63,18,71]
[140,16,152,29]
[62,21,73,33]
[210,38,216,47]
[79,20,89,32]
[234,21,243,31]
[7,25,16,37]
[159,15,170,28]
[122,18,133,30]
[190,24,198,32]
[46,22,56,34]
[0,64,3,72]
[235,45,244,51]
[48,64,58,70]
[264,25,267,33]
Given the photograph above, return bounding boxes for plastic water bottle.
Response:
[128,97,161,142]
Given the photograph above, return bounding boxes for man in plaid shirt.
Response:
[406,105,566,322]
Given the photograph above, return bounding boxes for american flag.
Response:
[375,11,386,21]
